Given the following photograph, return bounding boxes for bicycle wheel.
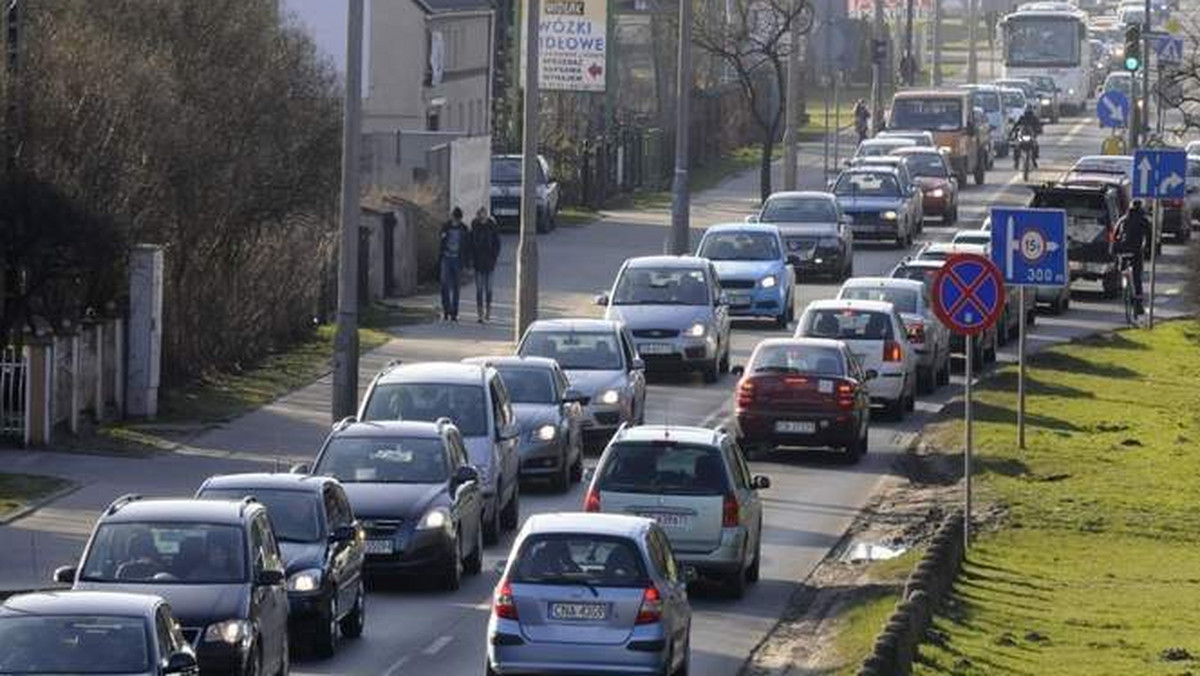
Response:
[1122,272,1135,326]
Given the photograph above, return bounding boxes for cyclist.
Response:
[1009,104,1043,169]
[1114,200,1151,316]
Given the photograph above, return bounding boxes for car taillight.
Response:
[906,322,926,345]
[736,379,756,408]
[883,340,903,362]
[635,586,663,625]
[722,493,739,527]
[584,488,601,512]
[1166,198,1184,208]
[836,381,855,410]
[494,579,519,620]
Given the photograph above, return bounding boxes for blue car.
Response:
[696,223,795,328]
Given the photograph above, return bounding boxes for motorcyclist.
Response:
[1009,104,1043,169]
[1114,200,1151,315]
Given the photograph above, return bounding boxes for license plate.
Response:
[549,602,608,621]
[365,539,394,555]
[639,343,674,355]
[776,421,816,434]
[639,511,692,528]
[729,294,752,305]
[495,208,518,216]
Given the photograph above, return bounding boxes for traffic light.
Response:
[871,39,888,65]
[1124,24,1141,71]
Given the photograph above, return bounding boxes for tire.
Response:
[885,396,905,421]
[904,385,916,412]
[786,299,796,325]
[725,564,747,599]
[703,360,719,384]
[974,157,986,186]
[535,210,549,234]
[246,646,262,676]
[441,535,463,591]
[339,581,365,638]
[945,204,957,225]
[673,644,691,676]
[464,519,484,576]
[938,353,951,386]
[500,487,520,532]
[746,536,761,584]
[313,597,337,658]
[550,450,570,493]
[482,497,501,545]
[917,366,935,395]
[775,310,789,329]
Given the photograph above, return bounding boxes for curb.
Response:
[0,481,84,526]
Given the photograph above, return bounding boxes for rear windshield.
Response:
[1030,193,1112,225]
[361,383,488,436]
[520,331,624,371]
[803,309,894,341]
[750,344,845,376]
[598,442,729,496]
[840,286,919,314]
[0,616,150,674]
[835,172,900,197]
[511,534,648,587]
[889,98,963,131]
[198,488,322,543]
[496,366,556,404]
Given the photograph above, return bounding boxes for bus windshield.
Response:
[1005,16,1082,67]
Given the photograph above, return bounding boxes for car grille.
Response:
[361,518,403,535]
[632,328,680,338]
[594,412,621,425]
[720,279,756,289]
[847,212,883,227]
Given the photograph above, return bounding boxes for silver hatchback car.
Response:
[584,425,769,598]
[487,513,692,676]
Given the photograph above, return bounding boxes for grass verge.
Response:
[626,145,773,211]
[830,550,926,675]
[913,320,1200,675]
[0,473,74,520]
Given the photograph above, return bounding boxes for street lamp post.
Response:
[667,0,693,255]
[515,0,541,340]
[782,0,802,192]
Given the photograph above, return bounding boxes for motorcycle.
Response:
[1013,130,1037,181]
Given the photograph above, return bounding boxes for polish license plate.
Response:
[775,421,816,434]
[639,511,692,528]
[495,208,519,216]
[364,539,394,555]
[549,602,609,621]
[639,343,674,355]
[729,294,752,305]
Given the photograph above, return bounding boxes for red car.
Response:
[894,147,959,224]
[733,338,872,463]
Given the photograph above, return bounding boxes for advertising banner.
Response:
[520,0,608,92]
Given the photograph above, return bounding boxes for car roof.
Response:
[893,88,971,99]
[375,361,486,386]
[806,298,897,313]
[332,420,446,439]
[522,512,654,539]
[843,166,901,176]
[922,241,985,253]
[1,591,161,618]
[100,497,259,524]
[525,318,623,333]
[752,337,846,351]
[615,424,723,447]
[623,255,710,269]
[765,191,835,201]
[896,259,946,270]
[892,146,944,156]
[861,138,913,147]
[462,355,559,371]
[703,223,780,235]
[199,473,330,494]
[840,277,925,292]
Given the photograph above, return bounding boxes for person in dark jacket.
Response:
[853,100,871,143]
[470,207,502,322]
[439,207,470,322]
[1115,199,1151,314]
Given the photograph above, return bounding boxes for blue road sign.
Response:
[1153,34,1184,65]
[931,254,1006,336]
[1132,149,1187,199]
[989,208,1068,287]
[1097,91,1130,129]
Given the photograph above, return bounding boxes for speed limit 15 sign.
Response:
[989,207,1068,287]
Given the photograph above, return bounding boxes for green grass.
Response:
[626,145,771,210]
[913,321,1200,675]
[829,549,926,675]
[0,473,73,520]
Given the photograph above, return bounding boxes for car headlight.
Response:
[930,188,945,198]
[1041,98,1051,105]
[536,424,557,441]
[760,275,777,289]
[599,389,621,405]
[287,569,322,593]
[882,211,898,220]
[1068,88,1076,96]
[687,322,707,337]
[418,508,452,531]
[204,620,252,645]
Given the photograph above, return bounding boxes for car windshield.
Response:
[835,173,901,197]
[761,197,837,223]
[511,535,648,588]
[902,154,948,178]
[889,98,963,131]
[840,287,919,314]
[198,489,322,543]
[1002,91,1026,108]
[80,522,247,584]
[803,309,895,341]
[0,616,150,674]
[361,383,487,436]
[968,89,1001,114]
[698,232,780,261]
[750,344,845,375]
[882,133,931,146]
[316,436,448,484]
[520,331,624,371]
[598,442,730,496]
[612,267,709,305]
[1031,193,1112,225]
[1029,75,1057,92]
[491,158,521,183]
[496,366,556,404]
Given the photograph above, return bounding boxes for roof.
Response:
[703,223,781,235]
[860,138,914,147]
[892,146,947,156]
[414,0,494,15]
[615,424,722,447]
[462,355,559,371]
[843,165,902,176]
[752,337,846,351]
[525,318,622,333]
[765,191,835,201]
[896,258,947,270]
[922,241,985,253]
[623,255,709,269]
[1,591,161,618]
[892,88,972,99]
[332,420,446,439]
[375,361,486,386]
[806,298,898,313]
[198,473,330,494]
[840,277,925,292]
[960,83,1001,91]
[100,498,259,525]
[522,513,653,539]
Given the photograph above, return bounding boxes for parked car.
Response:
[732,338,871,462]
[584,425,769,598]
[876,130,936,147]
[893,147,959,223]
[0,591,199,676]
[891,258,999,364]
[695,223,796,327]
[305,419,485,589]
[596,256,733,383]
[847,155,926,233]
[795,299,917,418]
[517,319,647,445]
[357,361,520,544]
[487,513,693,676]
[852,137,917,159]
[838,277,951,393]
[195,473,366,657]
[462,355,586,492]
[888,89,989,186]
[490,154,560,233]
[54,496,290,676]
[752,191,855,280]
[832,167,921,248]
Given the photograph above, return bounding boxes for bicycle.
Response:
[1117,253,1142,327]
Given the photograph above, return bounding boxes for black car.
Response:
[54,496,290,676]
[754,191,854,281]
[195,474,366,658]
[0,591,199,676]
[303,419,485,591]
[1029,181,1125,298]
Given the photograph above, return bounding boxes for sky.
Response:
[282,0,371,85]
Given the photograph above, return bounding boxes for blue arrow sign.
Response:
[1097,91,1130,129]
[989,208,1068,287]
[1153,35,1184,65]
[1132,149,1187,199]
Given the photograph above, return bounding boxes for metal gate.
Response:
[1,346,27,441]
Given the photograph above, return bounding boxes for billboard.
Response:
[519,0,608,92]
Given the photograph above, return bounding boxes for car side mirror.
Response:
[256,569,285,587]
[864,369,879,381]
[745,214,760,223]
[289,463,310,475]
[562,388,586,404]
[594,292,610,306]
[164,652,199,675]
[786,254,801,266]
[330,525,357,544]
[751,475,772,490]
[630,357,645,372]
[53,565,77,585]
[840,215,852,225]
[498,423,520,441]
[730,365,745,377]
[584,466,597,482]
[717,291,729,306]
[454,465,480,486]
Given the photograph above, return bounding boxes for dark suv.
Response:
[54,496,290,676]
[1030,181,1125,298]
[195,474,366,658]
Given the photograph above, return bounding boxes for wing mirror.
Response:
[289,463,311,475]
[786,254,802,266]
[454,465,481,486]
[164,652,199,676]
[562,388,586,404]
[594,292,610,306]
[630,357,646,371]
[683,565,700,583]
[256,569,286,587]
[730,365,745,377]
[717,291,730,306]
[745,214,760,223]
[751,475,772,490]
[864,369,879,381]
[498,423,520,441]
[330,525,357,543]
[53,566,77,585]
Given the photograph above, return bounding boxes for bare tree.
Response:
[692,0,813,201]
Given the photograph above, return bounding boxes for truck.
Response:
[888,90,990,187]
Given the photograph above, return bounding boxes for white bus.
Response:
[1001,8,1092,114]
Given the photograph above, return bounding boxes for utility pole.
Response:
[4,0,20,173]
[667,0,692,255]
[870,0,885,135]
[966,0,978,83]
[332,0,365,421]
[515,0,541,339]
[932,0,943,85]
[903,0,916,86]
[782,0,802,191]
[1141,0,1151,146]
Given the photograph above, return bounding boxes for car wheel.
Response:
[550,452,571,493]
[501,487,520,531]
[441,533,464,591]
[746,534,762,584]
[917,366,935,395]
[673,643,691,676]
[726,563,747,599]
[483,497,501,545]
[339,580,365,638]
[886,395,906,421]
[314,597,337,658]
[464,518,484,576]
[938,353,952,386]
[535,209,549,234]
[719,345,731,374]
[775,309,789,329]
[703,360,719,384]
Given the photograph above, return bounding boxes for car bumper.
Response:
[488,618,671,675]
[519,439,568,477]
[1036,285,1068,303]
[921,192,952,215]
[580,403,626,437]
[847,221,903,240]
[792,251,845,276]
[723,286,786,318]
[195,641,254,676]
[865,367,906,402]
[1068,258,1116,280]
[287,589,331,629]
[634,337,718,371]
[736,411,860,449]
[673,527,748,576]
[363,527,456,575]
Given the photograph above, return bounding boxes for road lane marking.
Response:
[423,635,454,656]
[383,656,410,676]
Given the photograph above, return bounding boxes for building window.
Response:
[427,110,440,131]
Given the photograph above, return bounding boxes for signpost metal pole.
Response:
[1018,286,1026,449]
[833,73,842,170]
[782,0,802,192]
[1149,197,1159,329]
[966,0,978,84]
[965,333,973,550]
[667,0,693,255]
[823,73,831,180]
[515,0,541,341]
[932,0,943,86]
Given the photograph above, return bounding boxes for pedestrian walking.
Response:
[470,207,502,323]
[438,206,470,322]
[853,99,870,143]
